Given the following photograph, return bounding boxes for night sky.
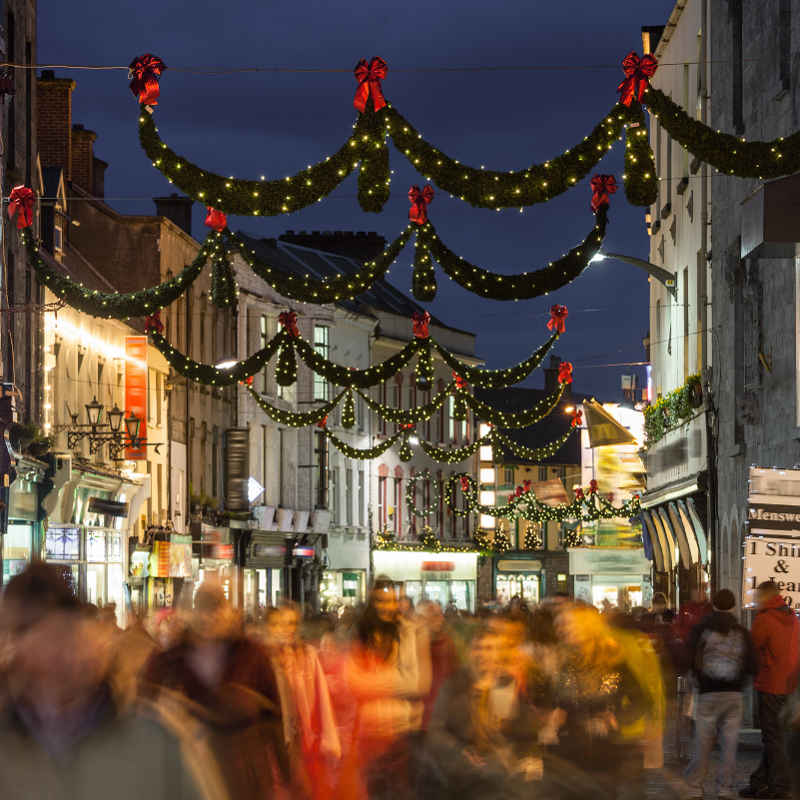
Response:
[39,0,677,401]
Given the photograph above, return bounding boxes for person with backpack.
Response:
[684,588,757,800]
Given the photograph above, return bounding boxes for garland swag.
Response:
[246,386,345,427]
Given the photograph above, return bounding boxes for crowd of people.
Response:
[0,563,798,800]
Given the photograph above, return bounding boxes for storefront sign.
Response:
[124,336,147,460]
[421,561,454,572]
[568,547,650,575]
[644,412,706,493]
[497,559,542,572]
[169,534,193,578]
[372,550,478,582]
[224,429,250,513]
[743,535,800,610]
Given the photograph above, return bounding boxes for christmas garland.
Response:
[405,469,440,520]
[209,248,238,309]
[149,329,288,386]
[325,428,404,460]
[492,426,576,462]
[138,105,390,215]
[622,103,658,206]
[461,382,566,428]
[385,104,632,208]
[432,332,558,389]
[419,205,607,302]
[226,224,414,304]
[644,86,800,179]
[373,527,479,553]
[23,228,212,319]
[247,386,345,427]
[355,382,453,425]
[419,436,485,464]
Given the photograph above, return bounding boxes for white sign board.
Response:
[743,535,800,610]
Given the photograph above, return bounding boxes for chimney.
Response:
[544,354,563,394]
[154,194,193,236]
[92,156,108,198]
[71,123,97,193]
[37,71,76,179]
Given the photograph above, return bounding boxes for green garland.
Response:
[414,343,435,389]
[23,228,212,319]
[405,469,440,520]
[227,224,414,304]
[421,206,607,302]
[419,436,485,464]
[493,426,575,462]
[355,382,453,425]
[275,342,297,387]
[325,428,404,459]
[373,530,479,553]
[247,386,345,427]
[384,105,631,208]
[461,382,565,428]
[341,390,356,429]
[432,332,558,389]
[293,336,422,389]
[645,87,800,179]
[209,250,238,309]
[623,103,658,207]
[138,106,389,215]
[357,109,392,213]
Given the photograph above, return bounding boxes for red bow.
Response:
[558,361,573,385]
[353,57,388,112]
[412,311,431,339]
[523,480,532,492]
[452,371,468,390]
[408,185,434,225]
[128,54,166,106]
[238,376,255,387]
[617,51,658,107]
[588,479,598,494]
[590,174,618,213]
[317,415,328,429]
[547,304,569,334]
[7,186,34,229]
[460,476,470,492]
[402,423,415,430]
[571,409,583,428]
[144,313,164,335]
[204,207,227,232]
[278,311,300,338]
[575,487,585,500]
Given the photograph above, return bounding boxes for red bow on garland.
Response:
[523,480,532,492]
[316,415,328,429]
[7,186,34,229]
[204,207,227,232]
[452,371,468,390]
[238,376,254,387]
[558,361,573,385]
[278,311,300,338]
[412,311,431,338]
[617,51,658,107]
[571,409,583,428]
[128,54,166,106]
[408,185,434,225]
[575,487,585,500]
[353,57,388,112]
[144,312,164,335]
[588,479,599,494]
[547,304,569,334]
[460,476,470,492]
[590,174,617,213]
[402,423,415,430]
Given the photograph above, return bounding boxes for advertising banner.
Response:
[124,336,148,460]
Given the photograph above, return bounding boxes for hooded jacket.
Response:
[688,610,757,694]
[751,595,800,695]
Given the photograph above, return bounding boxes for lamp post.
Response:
[590,252,677,296]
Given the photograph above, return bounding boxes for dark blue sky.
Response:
[39,0,677,401]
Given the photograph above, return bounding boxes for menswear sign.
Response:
[745,467,800,609]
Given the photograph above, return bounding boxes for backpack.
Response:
[696,627,746,682]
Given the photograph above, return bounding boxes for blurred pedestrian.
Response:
[684,588,756,799]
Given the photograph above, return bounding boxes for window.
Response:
[199,296,207,362]
[315,430,328,509]
[538,466,548,482]
[329,464,339,524]
[156,462,163,522]
[260,315,269,394]
[423,388,432,441]
[378,476,387,530]
[261,425,268,492]
[147,368,156,424]
[313,325,330,401]
[358,468,365,527]
[391,382,401,434]
[212,427,219,500]
[356,394,365,432]
[345,464,353,526]
[447,396,455,441]
[393,477,401,536]
[503,466,514,486]
[379,382,388,435]
[438,385,446,443]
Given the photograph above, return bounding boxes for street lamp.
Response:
[107,404,124,433]
[590,251,677,296]
[124,411,141,444]
[85,396,103,428]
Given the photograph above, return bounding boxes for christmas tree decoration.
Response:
[524,524,544,550]
[148,329,287,385]
[571,408,583,428]
[492,526,512,553]
[129,54,166,106]
[622,103,658,206]
[247,386,345,427]
[341,390,356,429]
[8,186,34,229]
[405,469,440,520]
[227,224,414,304]
[411,310,431,338]
[209,249,238,309]
[275,341,297,387]
[423,204,608,301]
[23,229,212,319]
[617,51,658,107]
[417,525,440,551]
[563,525,585,548]
[461,381,566,428]
[558,361,573,384]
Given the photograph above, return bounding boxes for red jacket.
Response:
[751,595,800,695]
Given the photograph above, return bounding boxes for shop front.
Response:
[191,522,235,603]
[242,530,287,617]
[492,551,570,606]
[127,528,194,615]
[568,547,653,610]
[372,549,479,611]
[322,529,369,609]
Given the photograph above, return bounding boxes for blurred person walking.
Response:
[683,589,756,800]
[740,582,800,799]
[0,563,225,800]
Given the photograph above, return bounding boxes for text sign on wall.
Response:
[125,336,148,460]
[743,535,800,610]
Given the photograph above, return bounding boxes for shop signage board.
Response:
[745,467,800,609]
[124,337,147,460]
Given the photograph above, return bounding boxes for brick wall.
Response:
[71,124,95,193]
[36,71,74,179]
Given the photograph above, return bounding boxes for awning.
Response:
[675,500,702,566]
[684,497,709,565]
[654,506,678,570]
[667,501,693,569]
[583,400,638,448]
[640,511,666,573]
[646,509,670,572]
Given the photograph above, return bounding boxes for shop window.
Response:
[313,325,330,401]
